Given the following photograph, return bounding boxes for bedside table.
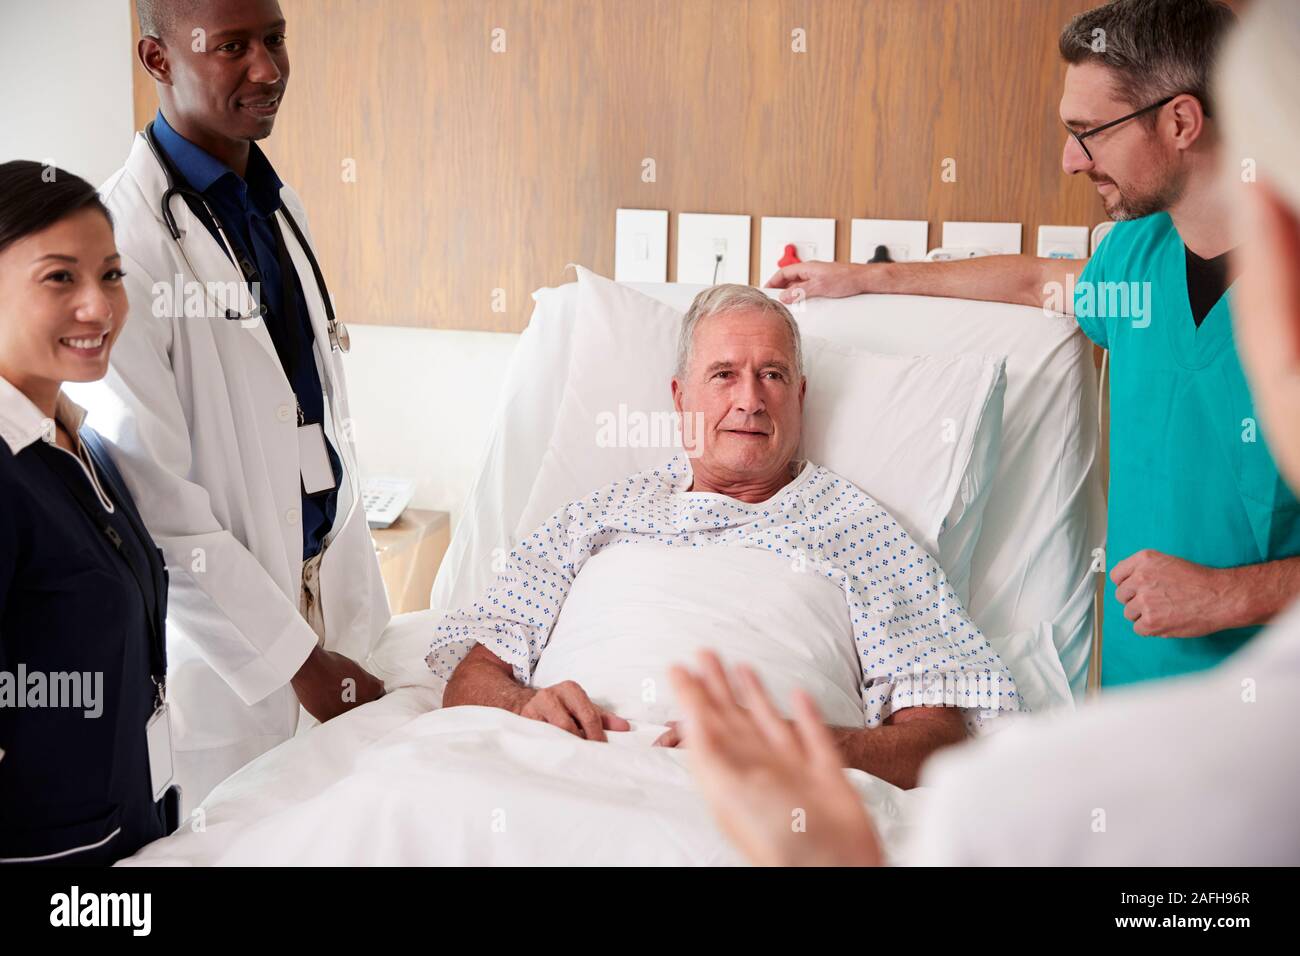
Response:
[371,509,450,613]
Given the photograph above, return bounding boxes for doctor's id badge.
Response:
[298,423,338,495]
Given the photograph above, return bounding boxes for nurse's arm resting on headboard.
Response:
[765,254,1084,313]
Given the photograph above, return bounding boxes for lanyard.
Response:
[32,441,168,700]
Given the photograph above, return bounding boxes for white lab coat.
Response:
[70,133,391,813]
[903,598,1300,865]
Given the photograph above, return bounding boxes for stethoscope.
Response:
[143,121,350,353]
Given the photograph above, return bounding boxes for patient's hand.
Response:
[652,721,685,747]
[292,646,385,723]
[444,645,628,740]
[519,680,631,742]
[669,651,881,867]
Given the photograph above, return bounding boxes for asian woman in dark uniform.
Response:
[0,161,178,864]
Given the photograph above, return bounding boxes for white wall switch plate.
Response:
[676,213,752,285]
[614,208,668,282]
[941,220,1022,256]
[759,217,836,281]
[850,218,929,263]
[1037,225,1090,259]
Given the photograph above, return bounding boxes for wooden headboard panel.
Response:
[131,0,1104,332]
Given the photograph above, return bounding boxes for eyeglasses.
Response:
[1064,95,1177,162]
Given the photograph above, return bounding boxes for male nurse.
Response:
[766,0,1300,687]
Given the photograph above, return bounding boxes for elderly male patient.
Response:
[427,285,1019,789]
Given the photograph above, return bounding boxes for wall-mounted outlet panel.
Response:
[941,220,1022,256]
[850,218,930,263]
[1091,221,1115,254]
[1037,224,1090,259]
[676,213,752,285]
[759,217,836,280]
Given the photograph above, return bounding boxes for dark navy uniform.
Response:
[0,389,178,864]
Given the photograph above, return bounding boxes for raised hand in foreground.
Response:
[668,651,882,867]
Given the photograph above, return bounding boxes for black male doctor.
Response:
[71,0,389,814]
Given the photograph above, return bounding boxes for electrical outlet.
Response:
[676,213,752,285]
[614,208,668,282]
[759,217,836,281]
[941,220,1022,256]
[850,219,929,263]
[1037,225,1090,259]
[1091,221,1115,254]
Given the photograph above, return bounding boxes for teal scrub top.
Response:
[1075,212,1300,687]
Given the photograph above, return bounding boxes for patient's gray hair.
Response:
[675,284,804,379]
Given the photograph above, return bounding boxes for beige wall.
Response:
[131,0,1112,332]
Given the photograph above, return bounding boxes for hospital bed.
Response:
[123,273,1105,866]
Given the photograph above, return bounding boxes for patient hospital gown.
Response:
[427,455,1021,729]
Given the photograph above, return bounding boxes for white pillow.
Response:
[936,365,1005,605]
[517,266,1004,565]
[984,622,1074,714]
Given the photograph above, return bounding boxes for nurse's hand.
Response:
[668,651,882,867]
[765,261,870,303]
[1111,549,1232,638]
[292,646,386,722]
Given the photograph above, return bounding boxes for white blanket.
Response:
[532,543,867,729]
[125,545,941,866]
[124,688,918,865]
